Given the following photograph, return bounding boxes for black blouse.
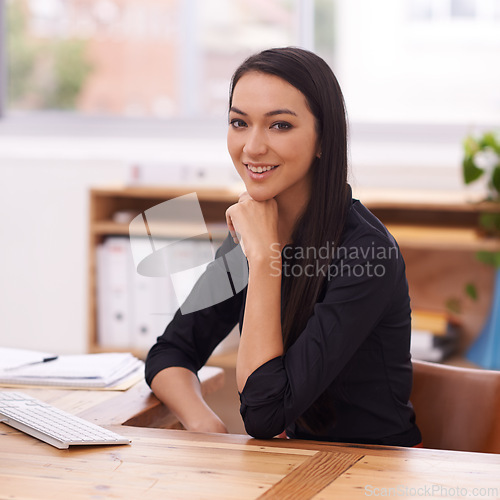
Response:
[145,190,422,447]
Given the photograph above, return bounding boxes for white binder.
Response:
[96,238,133,348]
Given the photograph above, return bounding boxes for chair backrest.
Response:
[411,359,500,454]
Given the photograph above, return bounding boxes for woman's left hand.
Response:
[225,192,280,262]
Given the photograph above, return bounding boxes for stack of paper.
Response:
[0,349,144,390]
[0,347,58,371]
[410,310,459,362]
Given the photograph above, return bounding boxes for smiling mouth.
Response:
[245,164,279,173]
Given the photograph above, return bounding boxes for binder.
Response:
[96,244,110,346]
[97,238,134,348]
[129,238,176,350]
[96,235,221,352]
[170,239,213,311]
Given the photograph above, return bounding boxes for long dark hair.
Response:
[229,47,350,433]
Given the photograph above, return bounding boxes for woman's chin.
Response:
[240,183,275,202]
[245,190,275,202]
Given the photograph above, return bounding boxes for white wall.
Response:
[0,134,233,354]
[0,158,125,353]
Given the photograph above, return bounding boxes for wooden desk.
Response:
[1,380,499,499]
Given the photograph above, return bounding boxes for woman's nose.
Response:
[243,128,268,156]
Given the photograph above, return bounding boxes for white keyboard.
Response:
[0,391,131,449]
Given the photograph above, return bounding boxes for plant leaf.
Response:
[476,251,500,268]
[465,283,478,301]
[492,165,500,196]
[479,212,500,233]
[445,297,462,314]
[463,135,479,157]
[479,132,500,153]
[494,252,500,268]
[463,156,484,184]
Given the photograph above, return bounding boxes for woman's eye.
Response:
[271,122,292,131]
[229,119,247,129]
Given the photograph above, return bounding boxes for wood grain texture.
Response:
[2,378,500,499]
[258,451,363,499]
[316,453,500,499]
[0,427,314,500]
[3,424,499,500]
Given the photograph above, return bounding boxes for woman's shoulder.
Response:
[341,198,399,252]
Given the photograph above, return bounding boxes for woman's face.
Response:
[227,71,320,204]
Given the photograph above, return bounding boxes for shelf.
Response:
[93,221,229,240]
[93,220,500,251]
[356,188,500,211]
[387,225,500,251]
[91,185,241,202]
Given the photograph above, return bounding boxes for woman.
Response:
[145,47,421,447]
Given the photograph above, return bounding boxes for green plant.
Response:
[462,131,500,242]
[449,131,500,313]
[463,131,500,202]
[43,39,93,109]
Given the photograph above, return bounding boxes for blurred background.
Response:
[0,0,499,355]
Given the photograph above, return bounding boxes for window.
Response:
[409,0,500,21]
[1,0,497,190]
[336,0,500,124]
[1,0,334,120]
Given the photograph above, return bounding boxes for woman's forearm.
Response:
[236,256,283,392]
[150,366,227,433]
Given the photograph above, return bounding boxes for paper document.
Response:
[0,347,58,371]
[0,351,144,389]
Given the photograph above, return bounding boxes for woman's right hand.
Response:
[188,411,228,434]
[225,191,280,263]
[150,366,228,434]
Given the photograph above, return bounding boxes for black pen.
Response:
[4,356,59,371]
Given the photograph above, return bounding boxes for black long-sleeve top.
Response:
[145,190,422,447]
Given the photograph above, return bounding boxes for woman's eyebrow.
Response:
[265,108,297,117]
[229,106,297,117]
[229,106,247,116]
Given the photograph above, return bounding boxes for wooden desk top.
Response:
[1,380,499,499]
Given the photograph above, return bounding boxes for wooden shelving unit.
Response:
[88,185,500,359]
[87,185,241,358]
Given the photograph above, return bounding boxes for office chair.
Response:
[411,359,500,454]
